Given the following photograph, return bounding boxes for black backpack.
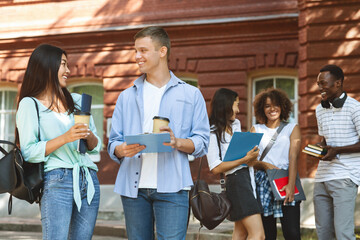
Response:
[0,97,44,214]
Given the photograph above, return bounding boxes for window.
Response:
[68,83,104,162]
[0,89,17,150]
[176,73,199,88]
[252,76,298,124]
[181,77,198,88]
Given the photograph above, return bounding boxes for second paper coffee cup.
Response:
[153,116,170,133]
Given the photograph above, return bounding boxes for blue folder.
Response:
[223,132,263,162]
[124,133,172,153]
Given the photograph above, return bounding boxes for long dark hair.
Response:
[16,44,76,145]
[17,44,75,113]
[209,88,238,143]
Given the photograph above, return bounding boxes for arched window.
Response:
[0,88,17,150]
[68,82,104,162]
[252,75,298,125]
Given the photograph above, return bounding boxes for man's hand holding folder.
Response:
[115,142,147,158]
[124,132,172,154]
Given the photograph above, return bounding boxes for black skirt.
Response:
[225,168,262,221]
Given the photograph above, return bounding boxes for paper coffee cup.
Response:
[153,116,170,133]
[74,111,91,126]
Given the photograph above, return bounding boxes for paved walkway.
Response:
[0,217,234,240]
[0,231,126,240]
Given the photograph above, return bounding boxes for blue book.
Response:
[124,133,172,153]
[223,132,263,162]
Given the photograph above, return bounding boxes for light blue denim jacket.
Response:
[108,71,210,198]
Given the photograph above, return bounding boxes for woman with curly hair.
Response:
[250,88,301,240]
[207,88,265,240]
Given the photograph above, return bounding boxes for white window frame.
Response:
[67,82,104,113]
[252,75,298,125]
[0,88,17,143]
[67,82,104,163]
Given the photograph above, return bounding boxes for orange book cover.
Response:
[273,176,299,198]
[302,144,327,158]
[302,149,324,158]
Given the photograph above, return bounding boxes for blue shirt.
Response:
[107,71,210,198]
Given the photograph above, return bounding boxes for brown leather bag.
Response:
[189,157,231,230]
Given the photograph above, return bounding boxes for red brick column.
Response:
[298,0,360,177]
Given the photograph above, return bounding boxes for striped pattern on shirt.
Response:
[315,96,360,185]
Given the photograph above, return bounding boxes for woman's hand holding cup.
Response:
[64,123,90,143]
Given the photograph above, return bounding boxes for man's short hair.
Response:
[134,26,171,58]
[320,64,344,82]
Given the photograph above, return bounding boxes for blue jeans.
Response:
[40,168,100,240]
[121,189,189,240]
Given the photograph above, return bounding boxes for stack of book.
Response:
[302,144,327,158]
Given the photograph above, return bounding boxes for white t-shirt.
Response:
[253,123,296,170]
[206,119,257,197]
[138,80,166,189]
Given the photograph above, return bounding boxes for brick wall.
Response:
[298,0,360,177]
[0,0,304,184]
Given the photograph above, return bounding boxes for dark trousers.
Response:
[261,202,301,240]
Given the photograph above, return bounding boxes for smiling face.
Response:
[231,97,240,121]
[134,36,167,74]
[316,71,341,102]
[58,54,70,88]
[264,97,281,122]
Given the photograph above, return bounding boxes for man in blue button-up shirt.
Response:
[108,26,210,240]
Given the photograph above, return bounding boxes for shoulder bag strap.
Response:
[259,121,288,161]
[214,133,226,190]
[14,97,41,146]
[8,98,41,215]
[0,140,18,153]
[1,98,40,153]
[196,156,203,180]
[197,132,226,189]
[30,97,41,140]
